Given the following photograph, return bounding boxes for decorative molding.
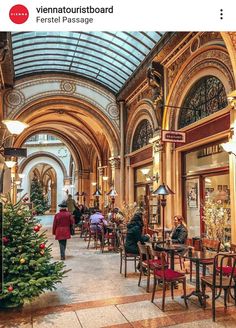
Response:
[60,81,76,94]
[98,166,105,176]
[106,102,119,119]
[4,75,119,129]
[4,89,25,108]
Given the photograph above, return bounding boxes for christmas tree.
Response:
[30,176,49,215]
[0,194,67,308]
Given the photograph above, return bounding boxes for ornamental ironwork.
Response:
[179,76,228,129]
[132,120,153,151]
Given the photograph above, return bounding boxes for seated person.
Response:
[171,215,188,244]
[125,212,149,255]
[89,208,108,235]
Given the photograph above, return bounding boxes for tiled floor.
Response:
[1,217,236,327]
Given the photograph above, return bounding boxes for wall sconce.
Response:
[2,120,29,135]
[1,120,28,167]
[221,140,236,156]
[4,159,17,168]
[18,173,25,179]
[102,176,109,181]
[140,168,160,182]
[91,182,97,186]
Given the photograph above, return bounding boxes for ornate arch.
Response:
[164,46,235,130]
[19,151,68,178]
[126,99,158,153]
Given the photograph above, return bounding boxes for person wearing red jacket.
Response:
[53,200,75,260]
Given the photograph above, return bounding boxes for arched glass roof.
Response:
[11,32,164,94]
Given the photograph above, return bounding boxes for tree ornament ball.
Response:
[39,243,45,249]
[8,286,14,292]
[3,236,9,244]
[40,250,45,256]
[23,197,29,202]
[20,258,26,264]
[32,211,37,216]
[34,225,40,232]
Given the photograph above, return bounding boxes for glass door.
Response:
[185,178,201,237]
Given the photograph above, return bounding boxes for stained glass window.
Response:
[132,120,153,151]
[179,76,228,128]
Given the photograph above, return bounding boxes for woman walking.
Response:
[53,200,74,260]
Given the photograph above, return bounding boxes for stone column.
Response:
[119,101,125,205]
[50,182,57,213]
[109,156,120,207]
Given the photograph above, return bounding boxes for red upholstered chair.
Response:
[201,253,236,322]
[151,250,188,311]
[137,242,162,292]
[119,233,139,277]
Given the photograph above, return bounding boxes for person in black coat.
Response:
[125,213,150,255]
[171,215,188,244]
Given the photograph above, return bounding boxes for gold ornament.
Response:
[20,258,26,264]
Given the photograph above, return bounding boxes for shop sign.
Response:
[161,130,186,143]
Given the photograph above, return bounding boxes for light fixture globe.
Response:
[93,189,102,196]
[221,141,236,156]
[152,183,174,196]
[2,120,29,135]
[140,168,150,175]
[107,188,118,197]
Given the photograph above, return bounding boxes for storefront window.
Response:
[183,142,230,239]
[185,144,228,175]
[134,165,160,226]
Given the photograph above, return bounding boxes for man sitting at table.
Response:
[171,215,188,244]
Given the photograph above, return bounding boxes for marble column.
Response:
[119,101,125,205]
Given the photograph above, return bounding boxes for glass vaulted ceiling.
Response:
[12,32,164,94]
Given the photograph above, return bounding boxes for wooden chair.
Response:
[201,253,236,321]
[183,238,193,281]
[87,223,103,250]
[200,238,221,276]
[151,250,188,311]
[119,233,139,277]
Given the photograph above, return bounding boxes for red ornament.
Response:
[23,197,29,202]
[3,236,9,245]
[32,211,37,216]
[34,226,40,232]
[39,243,45,249]
[8,286,14,292]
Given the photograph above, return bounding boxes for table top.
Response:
[181,249,217,261]
[152,241,187,252]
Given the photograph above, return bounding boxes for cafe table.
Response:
[181,249,217,305]
[151,241,187,270]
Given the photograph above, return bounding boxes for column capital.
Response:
[109,156,120,169]
[228,90,236,110]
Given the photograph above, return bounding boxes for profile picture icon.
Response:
[9,4,29,24]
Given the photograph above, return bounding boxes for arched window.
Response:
[179,76,228,129]
[132,119,153,151]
